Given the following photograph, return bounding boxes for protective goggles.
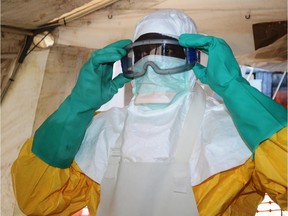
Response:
[121,39,199,78]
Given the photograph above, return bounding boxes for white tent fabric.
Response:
[1,50,50,216]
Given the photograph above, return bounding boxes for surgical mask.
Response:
[131,56,196,108]
[121,39,199,78]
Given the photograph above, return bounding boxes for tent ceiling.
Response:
[2,0,101,29]
[2,0,286,29]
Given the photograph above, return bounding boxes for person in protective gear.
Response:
[11,9,287,216]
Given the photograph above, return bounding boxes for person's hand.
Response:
[72,39,132,109]
[179,34,287,153]
[33,39,132,168]
[179,34,244,96]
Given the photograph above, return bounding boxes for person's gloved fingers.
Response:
[179,34,213,54]
[193,62,208,84]
[180,34,237,61]
[94,40,132,85]
[104,39,132,49]
[110,73,132,92]
[92,39,132,65]
[92,47,126,65]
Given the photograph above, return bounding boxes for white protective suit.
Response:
[75,9,251,215]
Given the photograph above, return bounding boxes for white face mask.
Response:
[131,56,196,108]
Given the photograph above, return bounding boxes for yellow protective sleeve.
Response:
[11,127,287,216]
[193,127,287,216]
[11,138,100,216]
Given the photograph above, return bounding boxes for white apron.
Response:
[96,84,206,216]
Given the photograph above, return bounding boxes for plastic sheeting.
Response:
[237,34,287,72]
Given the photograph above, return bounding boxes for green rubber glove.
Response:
[32,39,132,168]
[179,34,287,153]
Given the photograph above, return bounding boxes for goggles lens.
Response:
[121,39,199,78]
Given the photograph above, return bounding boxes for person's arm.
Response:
[179,34,287,153]
[12,138,100,216]
[32,39,131,168]
[11,39,132,215]
[193,126,287,215]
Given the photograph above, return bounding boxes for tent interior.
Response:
[1,0,287,215]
